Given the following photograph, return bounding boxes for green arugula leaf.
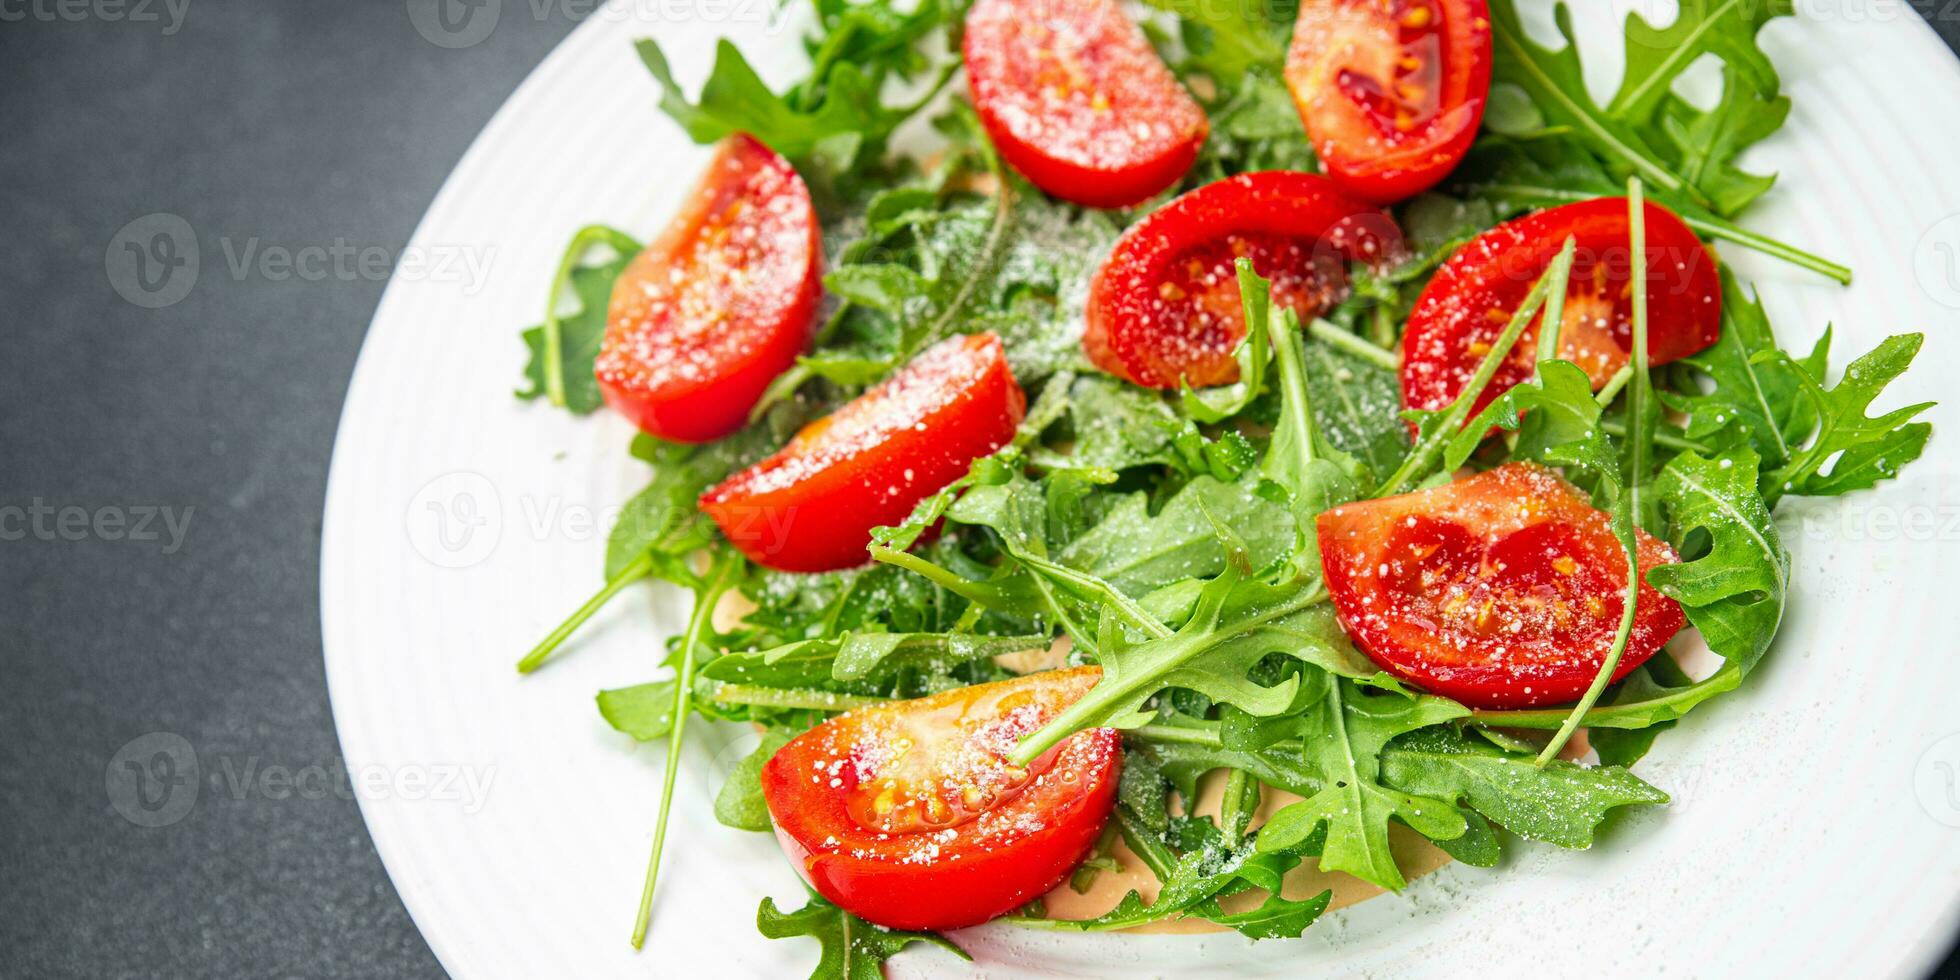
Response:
[1300,339,1409,486]
[1134,727,1321,800]
[1016,804,1330,939]
[714,728,795,832]
[1646,447,1788,676]
[516,249,631,415]
[1759,333,1933,503]
[757,892,967,980]
[596,680,679,741]
[1487,0,1793,216]
[1057,475,1295,598]
[1008,561,1370,766]
[1662,271,1825,470]
[1255,674,1468,891]
[1180,262,1273,423]
[634,4,947,168]
[1432,809,1502,867]
[830,631,1052,682]
[1379,727,1668,849]
[1143,0,1289,90]
[1187,70,1317,180]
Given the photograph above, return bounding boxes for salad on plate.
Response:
[506,0,1936,973]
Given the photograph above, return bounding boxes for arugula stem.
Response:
[1469,662,1740,730]
[1127,723,1224,747]
[704,683,889,713]
[1114,804,1177,881]
[1368,304,1398,350]
[1600,419,1707,454]
[1006,585,1328,767]
[1534,238,1577,366]
[1307,318,1399,371]
[516,552,656,674]
[540,224,640,408]
[630,551,738,949]
[1219,769,1260,844]
[867,545,1019,607]
[1372,254,1568,497]
[1489,20,1685,197]
[1475,184,1852,284]
[1593,364,1634,406]
[1535,182,1653,766]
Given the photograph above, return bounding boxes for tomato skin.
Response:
[1285,0,1492,204]
[1083,171,1401,388]
[1400,197,1721,422]
[761,667,1121,931]
[1317,463,1686,709]
[964,0,1207,208]
[700,333,1026,572]
[594,134,821,444]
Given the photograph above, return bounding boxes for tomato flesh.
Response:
[1317,463,1686,709]
[1400,197,1722,422]
[1285,0,1492,203]
[1083,171,1401,388]
[700,332,1026,572]
[965,0,1208,208]
[761,667,1121,930]
[594,134,821,444]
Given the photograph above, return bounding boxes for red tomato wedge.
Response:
[1083,171,1401,388]
[1400,197,1721,422]
[964,0,1208,208]
[1285,0,1492,204]
[594,134,821,444]
[761,666,1121,930]
[1317,463,1686,709]
[700,332,1026,572]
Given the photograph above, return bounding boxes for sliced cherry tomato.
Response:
[761,666,1121,930]
[1285,0,1492,204]
[700,332,1025,572]
[964,0,1208,208]
[594,134,821,443]
[1317,462,1686,709]
[1083,171,1401,388]
[1400,197,1721,422]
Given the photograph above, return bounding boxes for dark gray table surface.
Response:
[3,3,1958,977]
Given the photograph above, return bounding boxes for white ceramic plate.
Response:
[322,2,1960,975]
